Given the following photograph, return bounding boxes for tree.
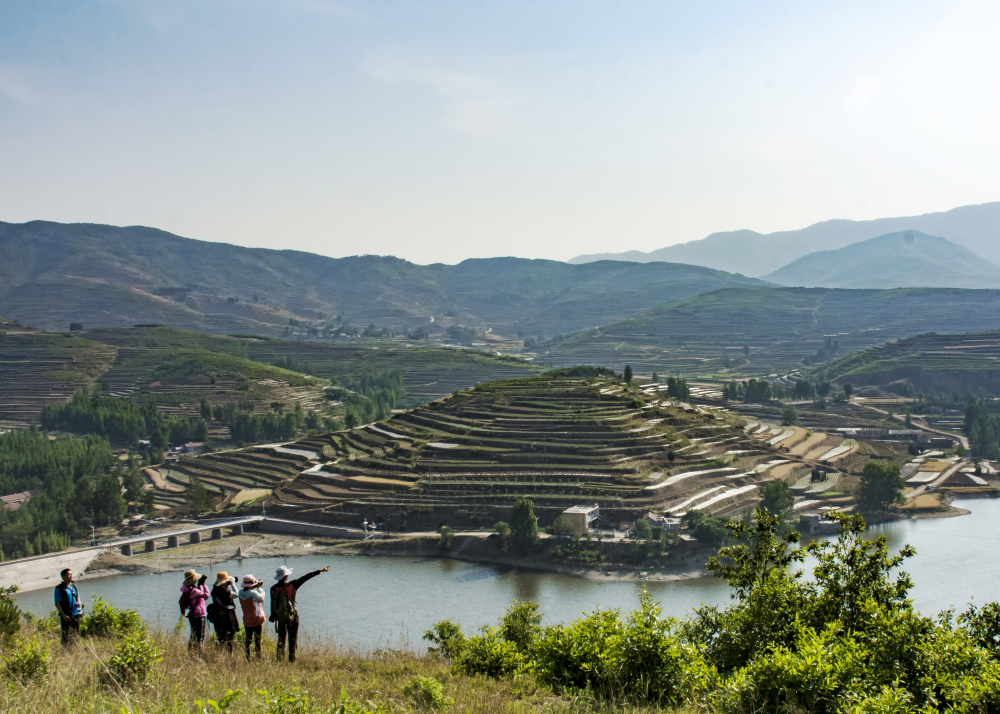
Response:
[634,519,652,541]
[438,525,455,550]
[683,510,731,547]
[651,372,659,383]
[956,442,967,457]
[843,382,853,398]
[185,476,210,512]
[93,474,127,525]
[546,515,574,535]
[759,480,794,524]
[623,365,633,385]
[200,398,212,421]
[69,322,83,331]
[493,522,511,553]
[855,461,904,513]
[905,409,912,427]
[743,345,750,358]
[510,497,539,553]
[781,405,798,426]
[344,409,361,429]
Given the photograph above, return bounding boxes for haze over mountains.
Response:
[569,202,1000,277]
[763,231,1000,289]
[0,220,769,337]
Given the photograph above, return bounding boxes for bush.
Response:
[81,595,146,639]
[98,632,161,690]
[423,620,466,660]
[455,627,526,678]
[402,675,453,711]
[437,526,455,550]
[2,637,50,684]
[0,585,21,643]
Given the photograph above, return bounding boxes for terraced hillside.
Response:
[242,340,543,407]
[540,287,1000,379]
[810,331,1000,395]
[0,324,116,427]
[260,373,852,524]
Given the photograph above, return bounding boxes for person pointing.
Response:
[269,565,330,663]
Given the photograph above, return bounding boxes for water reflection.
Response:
[13,499,1000,649]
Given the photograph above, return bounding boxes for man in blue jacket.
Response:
[54,568,84,646]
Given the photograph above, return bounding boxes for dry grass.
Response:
[0,625,692,714]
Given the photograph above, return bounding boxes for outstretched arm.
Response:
[290,566,330,590]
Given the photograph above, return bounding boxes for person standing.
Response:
[54,568,84,647]
[269,565,329,663]
[180,569,210,655]
[211,571,239,652]
[238,574,266,660]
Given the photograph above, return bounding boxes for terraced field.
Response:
[0,325,116,427]
[812,330,1000,394]
[259,374,841,523]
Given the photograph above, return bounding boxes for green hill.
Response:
[763,231,1000,288]
[539,287,1000,378]
[810,330,1000,395]
[0,221,769,339]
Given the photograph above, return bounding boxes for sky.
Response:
[2,0,999,264]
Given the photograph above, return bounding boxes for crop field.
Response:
[0,325,116,427]
[228,374,862,524]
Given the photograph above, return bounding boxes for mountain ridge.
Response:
[763,231,1000,289]
[568,201,1000,277]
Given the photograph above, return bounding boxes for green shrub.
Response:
[98,632,161,690]
[195,689,241,714]
[437,526,455,550]
[257,685,388,714]
[423,621,466,660]
[534,591,715,706]
[498,600,541,655]
[455,627,526,678]
[0,585,21,643]
[82,595,146,639]
[3,636,50,684]
[402,675,453,711]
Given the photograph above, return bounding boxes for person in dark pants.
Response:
[211,571,240,652]
[238,574,266,660]
[269,565,329,663]
[180,569,210,656]
[54,568,84,647]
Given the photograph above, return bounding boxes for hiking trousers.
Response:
[188,616,206,654]
[244,624,263,659]
[276,620,299,662]
[60,617,80,647]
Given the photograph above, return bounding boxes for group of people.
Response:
[54,564,330,662]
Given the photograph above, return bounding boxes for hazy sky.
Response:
[2,1,999,264]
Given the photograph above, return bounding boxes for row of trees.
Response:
[40,388,208,447]
[964,399,1000,460]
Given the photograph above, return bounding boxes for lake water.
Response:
[15,499,1000,650]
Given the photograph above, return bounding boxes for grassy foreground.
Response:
[0,624,671,714]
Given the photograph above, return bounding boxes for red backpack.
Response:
[179,588,191,616]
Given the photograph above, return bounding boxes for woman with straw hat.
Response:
[211,571,239,652]
[179,569,210,655]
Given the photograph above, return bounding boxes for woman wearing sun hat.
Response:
[211,571,240,652]
[269,564,330,662]
[179,569,210,655]
[238,573,267,660]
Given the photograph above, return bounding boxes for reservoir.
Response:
[14,499,999,650]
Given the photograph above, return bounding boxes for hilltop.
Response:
[538,287,1000,377]
[811,330,1000,396]
[569,201,1000,277]
[763,231,1000,289]
[0,220,768,339]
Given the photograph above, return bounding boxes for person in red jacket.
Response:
[269,565,329,662]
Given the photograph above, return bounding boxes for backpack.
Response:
[179,589,191,617]
[272,585,298,624]
[206,601,221,624]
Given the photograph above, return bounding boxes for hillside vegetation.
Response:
[569,200,1000,276]
[540,287,1000,377]
[0,221,768,338]
[812,330,1000,395]
[763,230,1000,289]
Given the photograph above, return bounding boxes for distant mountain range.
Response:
[568,202,1000,277]
[0,220,769,337]
[763,231,1000,289]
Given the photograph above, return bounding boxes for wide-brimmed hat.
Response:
[183,569,201,586]
[242,574,257,587]
[215,571,231,584]
[274,566,293,581]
